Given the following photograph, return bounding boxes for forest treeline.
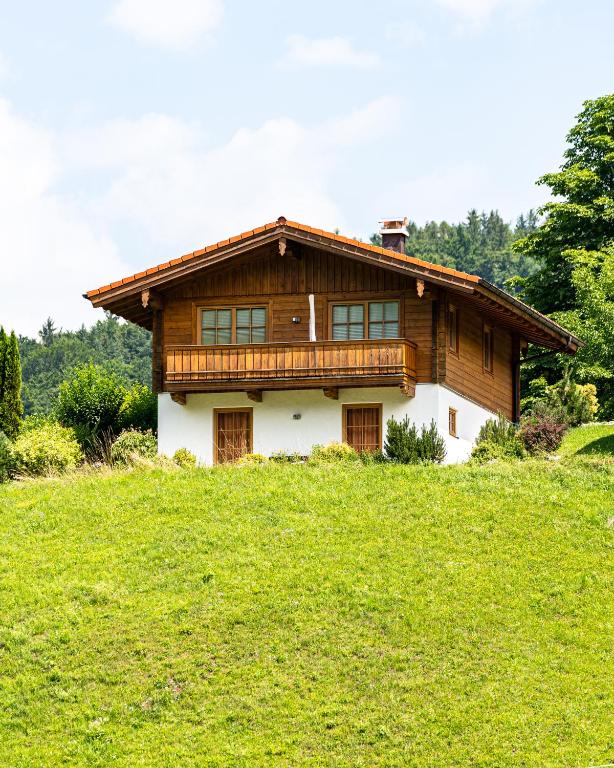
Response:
[19,317,151,415]
[372,208,540,287]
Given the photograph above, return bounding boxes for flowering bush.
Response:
[111,430,157,466]
[11,423,82,476]
[519,403,567,454]
[173,448,197,468]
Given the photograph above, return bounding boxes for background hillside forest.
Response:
[19,317,151,415]
[18,208,539,416]
[372,208,540,287]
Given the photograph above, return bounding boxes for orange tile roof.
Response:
[85,217,479,299]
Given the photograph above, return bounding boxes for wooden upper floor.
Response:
[85,217,581,420]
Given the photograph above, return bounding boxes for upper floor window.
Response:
[201,306,267,345]
[483,323,494,373]
[331,301,399,341]
[448,304,459,354]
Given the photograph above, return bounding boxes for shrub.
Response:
[518,402,568,454]
[473,413,526,462]
[309,442,359,464]
[11,423,83,476]
[417,420,447,464]
[471,438,526,464]
[118,384,157,432]
[0,431,14,482]
[20,414,59,432]
[173,448,197,468]
[236,453,268,465]
[384,417,446,464]
[111,430,157,466]
[578,384,599,419]
[358,448,389,465]
[56,364,127,448]
[522,374,599,427]
[477,413,518,446]
[552,379,598,427]
[269,450,303,463]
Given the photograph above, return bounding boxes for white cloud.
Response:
[0,51,9,80]
[0,95,401,334]
[108,0,223,50]
[63,95,400,256]
[385,21,426,47]
[434,0,538,31]
[278,35,381,71]
[0,99,129,336]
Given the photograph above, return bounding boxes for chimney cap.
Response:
[379,217,408,235]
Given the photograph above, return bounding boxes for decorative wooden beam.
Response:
[170,392,187,406]
[141,288,163,310]
[399,381,415,398]
[246,390,262,403]
[323,387,338,400]
[416,279,425,298]
[278,237,287,257]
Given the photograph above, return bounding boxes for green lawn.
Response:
[0,432,613,767]
[558,421,614,457]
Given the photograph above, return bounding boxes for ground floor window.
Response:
[449,407,457,437]
[342,404,382,453]
[213,408,253,464]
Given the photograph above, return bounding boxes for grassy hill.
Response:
[0,428,612,767]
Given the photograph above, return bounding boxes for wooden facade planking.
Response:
[444,297,516,419]
[158,244,523,415]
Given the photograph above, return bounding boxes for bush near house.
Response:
[384,417,446,464]
[173,448,197,468]
[519,402,568,454]
[309,442,360,464]
[56,364,157,452]
[471,413,526,463]
[11,422,82,476]
[111,429,158,466]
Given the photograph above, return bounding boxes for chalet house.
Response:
[86,217,580,464]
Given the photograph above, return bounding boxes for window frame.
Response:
[482,322,494,374]
[198,305,268,346]
[328,299,401,342]
[448,407,458,438]
[447,303,459,356]
[342,403,383,453]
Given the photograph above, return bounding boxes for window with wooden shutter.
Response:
[449,407,457,437]
[343,404,382,453]
[448,304,459,354]
[483,323,494,373]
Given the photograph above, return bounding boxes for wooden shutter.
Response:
[343,405,382,453]
[214,409,253,464]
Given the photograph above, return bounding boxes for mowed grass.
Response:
[0,433,613,767]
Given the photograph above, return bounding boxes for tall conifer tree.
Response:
[0,327,7,419]
[0,331,23,439]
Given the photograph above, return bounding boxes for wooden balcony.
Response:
[164,339,417,397]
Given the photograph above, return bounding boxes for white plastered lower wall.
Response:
[158,384,496,465]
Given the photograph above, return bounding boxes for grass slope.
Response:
[0,431,613,767]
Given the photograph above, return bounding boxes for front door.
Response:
[214,409,253,464]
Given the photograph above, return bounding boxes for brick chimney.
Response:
[379,217,408,253]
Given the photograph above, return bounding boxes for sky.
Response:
[1,0,613,336]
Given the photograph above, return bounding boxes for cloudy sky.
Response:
[1,0,613,335]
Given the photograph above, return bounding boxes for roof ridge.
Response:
[86,217,479,298]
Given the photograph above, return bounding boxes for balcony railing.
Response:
[164,339,416,393]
